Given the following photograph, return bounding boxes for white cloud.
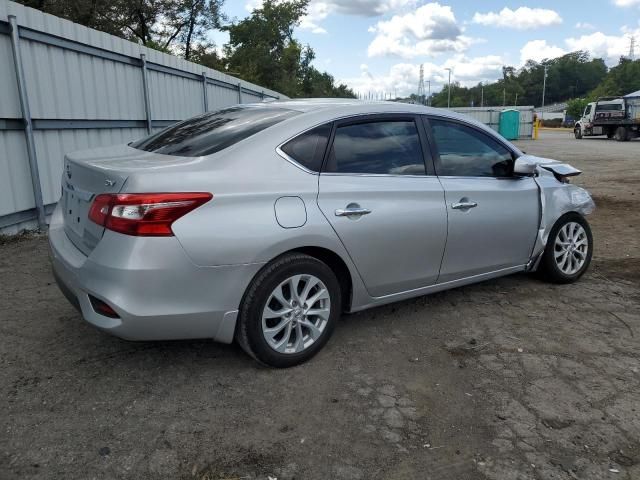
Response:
[520,40,567,64]
[442,55,505,85]
[299,2,331,34]
[367,3,473,58]
[575,22,595,30]
[329,0,416,17]
[341,55,505,97]
[566,30,640,63]
[519,27,640,65]
[246,0,417,34]
[613,0,640,6]
[472,7,562,30]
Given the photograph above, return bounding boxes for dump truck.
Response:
[574,94,640,141]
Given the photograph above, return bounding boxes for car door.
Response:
[424,116,539,283]
[317,115,447,298]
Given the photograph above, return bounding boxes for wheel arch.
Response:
[239,246,355,314]
[529,210,589,272]
[293,246,353,312]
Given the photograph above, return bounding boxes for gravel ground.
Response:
[1,130,639,480]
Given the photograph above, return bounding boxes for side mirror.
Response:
[514,156,537,175]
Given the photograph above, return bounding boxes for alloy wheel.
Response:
[261,274,331,354]
[554,222,589,275]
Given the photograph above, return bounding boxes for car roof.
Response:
[251,98,483,124]
[260,98,441,114]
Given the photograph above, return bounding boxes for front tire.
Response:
[236,253,341,367]
[537,213,593,284]
[574,126,582,139]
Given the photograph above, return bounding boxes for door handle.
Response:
[451,201,478,210]
[335,207,372,217]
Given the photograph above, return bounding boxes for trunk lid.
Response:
[61,144,197,255]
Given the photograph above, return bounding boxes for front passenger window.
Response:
[429,119,514,177]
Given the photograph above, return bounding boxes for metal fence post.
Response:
[140,54,152,133]
[237,82,242,104]
[202,72,208,112]
[8,15,46,229]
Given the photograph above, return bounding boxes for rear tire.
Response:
[614,126,629,142]
[236,253,341,368]
[537,213,593,284]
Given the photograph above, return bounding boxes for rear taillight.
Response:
[88,192,212,236]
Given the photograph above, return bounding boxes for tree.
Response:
[17,0,169,45]
[223,0,354,98]
[157,0,225,60]
[223,0,307,92]
[566,98,589,120]
[590,58,640,98]
[188,43,226,70]
[16,0,348,99]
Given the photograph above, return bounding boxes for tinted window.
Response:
[280,124,331,172]
[325,120,425,175]
[596,103,622,111]
[429,119,514,177]
[584,105,592,115]
[131,106,299,157]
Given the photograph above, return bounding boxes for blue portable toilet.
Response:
[499,109,520,140]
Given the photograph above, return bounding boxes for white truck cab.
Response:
[574,97,639,142]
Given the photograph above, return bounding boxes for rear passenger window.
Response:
[324,120,426,175]
[429,119,514,177]
[280,124,331,172]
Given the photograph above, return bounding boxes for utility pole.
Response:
[503,88,506,107]
[541,64,548,109]
[629,36,636,60]
[515,92,518,106]
[427,80,431,106]
[480,83,484,108]
[445,68,452,108]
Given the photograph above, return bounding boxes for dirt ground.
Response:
[1,130,639,480]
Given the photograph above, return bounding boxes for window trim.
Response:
[422,115,520,180]
[319,113,435,177]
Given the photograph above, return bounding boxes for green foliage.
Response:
[566,98,589,119]
[589,59,640,98]
[222,0,354,98]
[156,0,225,60]
[429,51,608,108]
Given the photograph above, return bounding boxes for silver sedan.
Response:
[49,100,595,367]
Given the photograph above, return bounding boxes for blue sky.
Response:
[213,1,640,96]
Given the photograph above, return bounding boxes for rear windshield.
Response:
[596,103,622,111]
[130,105,299,157]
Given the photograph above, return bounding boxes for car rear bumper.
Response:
[48,204,264,343]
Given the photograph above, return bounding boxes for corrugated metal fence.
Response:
[0,0,286,234]
[449,106,535,139]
